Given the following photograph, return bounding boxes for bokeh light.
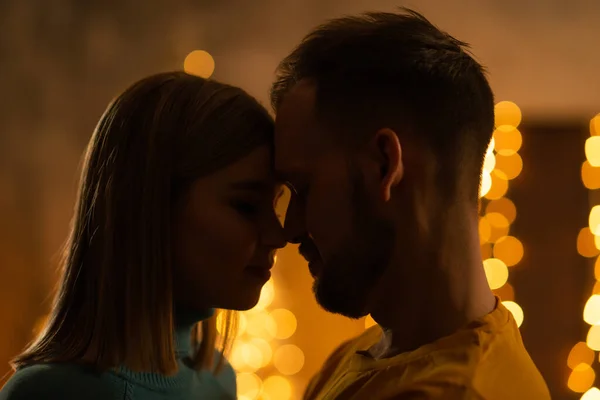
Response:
[493,127,522,156]
[486,197,517,224]
[579,228,600,258]
[493,236,524,266]
[237,372,262,399]
[584,295,600,326]
[569,363,596,393]
[494,101,522,128]
[479,101,524,329]
[586,137,600,167]
[587,325,600,351]
[590,206,600,236]
[245,311,277,339]
[273,344,305,376]
[270,309,298,340]
[582,387,600,400]
[502,301,524,327]
[484,170,509,200]
[483,258,509,290]
[570,113,600,396]
[183,50,215,78]
[568,342,595,369]
[582,161,600,190]
[250,338,273,368]
[591,114,600,136]
[480,172,492,198]
[254,279,275,310]
[494,153,523,180]
[494,283,514,302]
[262,375,292,400]
[479,218,492,244]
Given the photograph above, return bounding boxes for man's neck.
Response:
[368,207,496,359]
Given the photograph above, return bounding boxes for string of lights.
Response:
[481,101,525,327]
[566,113,600,400]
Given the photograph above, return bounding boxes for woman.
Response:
[0,72,286,399]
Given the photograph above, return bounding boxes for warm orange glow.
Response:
[587,325,600,350]
[493,127,522,156]
[494,101,522,128]
[273,344,305,376]
[584,295,600,326]
[245,312,277,339]
[241,342,264,371]
[480,172,492,198]
[486,212,510,229]
[587,137,600,167]
[486,197,517,224]
[493,236,524,266]
[483,258,509,290]
[484,170,509,200]
[568,363,596,393]
[250,338,273,368]
[237,372,262,399]
[480,242,492,260]
[478,218,492,244]
[591,114,600,136]
[582,161,600,190]
[183,50,215,78]
[494,153,523,180]
[262,375,292,400]
[582,387,600,400]
[590,207,600,236]
[270,309,298,340]
[594,258,600,281]
[568,342,595,369]
[254,279,275,309]
[486,216,510,244]
[482,148,496,174]
[577,228,600,258]
[493,283,514,302]
[502,301,524,327]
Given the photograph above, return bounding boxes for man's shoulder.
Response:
[0,363,122,400]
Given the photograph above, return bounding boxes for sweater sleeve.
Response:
[0,364,125,400]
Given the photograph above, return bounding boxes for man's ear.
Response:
[373,128,403,202]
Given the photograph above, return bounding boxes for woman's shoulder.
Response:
[0,363,122,400]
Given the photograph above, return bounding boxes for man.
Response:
[271,8,550,400]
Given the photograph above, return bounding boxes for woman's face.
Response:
[172,145,286,311]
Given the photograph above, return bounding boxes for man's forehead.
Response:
[275,81,318,138]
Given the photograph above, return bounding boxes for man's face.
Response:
[274,81,395,319]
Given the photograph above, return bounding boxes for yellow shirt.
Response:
[304,302,550,400]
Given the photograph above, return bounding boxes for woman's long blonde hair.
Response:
[11,72,274,375]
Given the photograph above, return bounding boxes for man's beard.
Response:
[313,170,396,319]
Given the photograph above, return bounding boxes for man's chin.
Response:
[313,279,370,319]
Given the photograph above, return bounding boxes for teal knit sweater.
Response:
[0,309,236,400]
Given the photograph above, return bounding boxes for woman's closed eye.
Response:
[231,200,261,216]
[231,199,281,219]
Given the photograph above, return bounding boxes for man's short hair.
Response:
[271,8,495,201]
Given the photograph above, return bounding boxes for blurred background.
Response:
[1,1,600,399]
